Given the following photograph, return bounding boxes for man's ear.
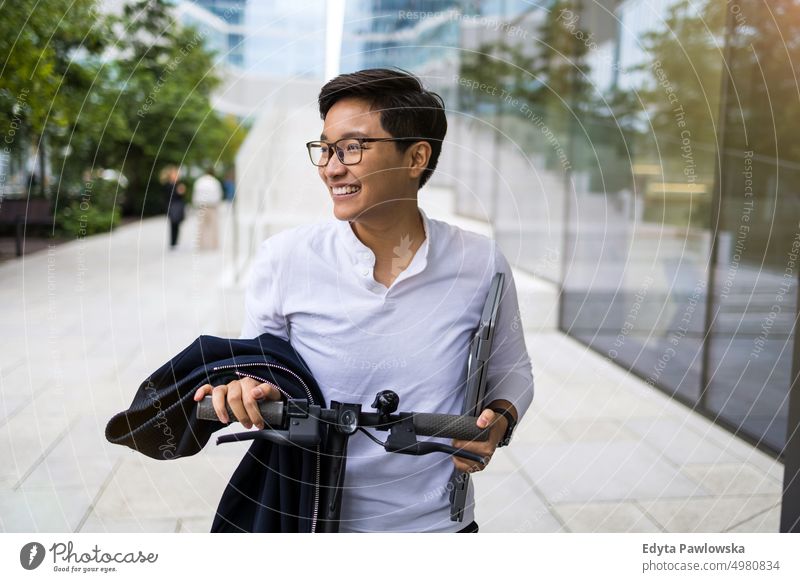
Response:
[406,141,432,181]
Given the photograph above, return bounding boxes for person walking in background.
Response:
[222,168,236,203]
[161,165,186,250]
[193,167,224,250]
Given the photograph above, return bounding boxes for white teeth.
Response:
[332,185,361,195]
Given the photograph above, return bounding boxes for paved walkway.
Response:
[0,201,785,533]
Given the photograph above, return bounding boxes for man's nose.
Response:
[323,152,347,177]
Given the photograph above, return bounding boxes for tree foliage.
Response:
[634,0,726,152]
[1,0,109,195]
[1,0,247,218]
[458,0,595,124]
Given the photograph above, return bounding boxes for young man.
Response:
[194,68,534,532]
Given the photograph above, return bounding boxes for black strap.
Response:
[489,407,516,447]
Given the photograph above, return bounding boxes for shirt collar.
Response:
[335,207,431,286]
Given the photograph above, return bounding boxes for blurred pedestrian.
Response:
[222,168,236,203]
[193,167,224,250]
[161,165,186,249]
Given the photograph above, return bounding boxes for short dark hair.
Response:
[318,68,447,188]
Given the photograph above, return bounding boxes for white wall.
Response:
[228,79,332,284]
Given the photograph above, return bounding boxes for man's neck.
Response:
[350,202,425,264]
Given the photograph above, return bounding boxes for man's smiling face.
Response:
[319,97,415,223]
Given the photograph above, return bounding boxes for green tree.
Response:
[634,0,726,152]
[106,0,228,215]
[458,1,595,144]
[3,0,249,220]
[0,0,110,196]
[723,0,800,162]
[717,0,800,266]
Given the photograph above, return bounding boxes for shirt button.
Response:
[360,267,370,277]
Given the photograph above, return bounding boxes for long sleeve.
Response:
[483,244,535,420]
[239,238,290,341]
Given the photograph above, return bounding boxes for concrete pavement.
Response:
[0,199,784,533]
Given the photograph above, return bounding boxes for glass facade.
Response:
[446,0,798,457]
[183,0,327,77]
[705,1,800,452]
[187,0,247,67]
[340,0,461,78]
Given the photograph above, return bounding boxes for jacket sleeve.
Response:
[104,340,236,460]
[483,244,535,421]
[240,238,290,341]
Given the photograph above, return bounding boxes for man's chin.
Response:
[332,205,358,222]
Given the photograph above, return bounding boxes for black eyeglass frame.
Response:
[305,137,419,167]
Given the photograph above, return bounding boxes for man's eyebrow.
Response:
[319,131,369,140]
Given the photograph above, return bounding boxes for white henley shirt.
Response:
[240,207,534,532]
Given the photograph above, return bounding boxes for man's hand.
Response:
[193,377,282,429]
[450,407,508,473]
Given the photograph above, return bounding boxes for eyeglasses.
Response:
[305,137,415,167]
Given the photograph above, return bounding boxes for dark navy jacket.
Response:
[105,333,325,533]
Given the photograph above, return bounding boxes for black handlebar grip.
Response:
[412,413,489,441]
[196,396,285,426]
